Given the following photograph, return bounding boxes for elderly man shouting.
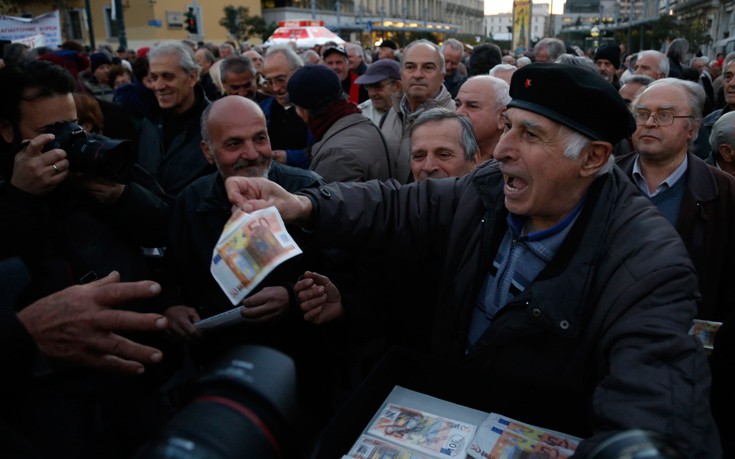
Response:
[224,64,720,458]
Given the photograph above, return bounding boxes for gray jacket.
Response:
[380,85,456,184]
[310,113,391,183]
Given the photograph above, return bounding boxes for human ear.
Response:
[201,140,215,165]
[580,141,612,178]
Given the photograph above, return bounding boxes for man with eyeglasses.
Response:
[617,78,735,323]
[354,58,403,126]
[259,45,313,169]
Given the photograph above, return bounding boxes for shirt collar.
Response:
[632,154,688,197]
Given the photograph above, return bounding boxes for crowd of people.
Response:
[1,33,734,458]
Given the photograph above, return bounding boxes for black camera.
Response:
[42,121,135,182]
[134,345,297,459]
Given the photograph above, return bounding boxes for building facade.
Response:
[2,0,262,50]
[262,0,485,46]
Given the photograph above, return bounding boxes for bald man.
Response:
[164,96,325,339]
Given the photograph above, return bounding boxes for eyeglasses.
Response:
[263,75,288,87]
[365,81,395,90]
[633,110,694,126]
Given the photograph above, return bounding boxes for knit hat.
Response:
[593,44,621,69]
[355,58,401,84]
[90,52,112,72]
[287,64,344,110]
[379,39,398,50]
[508,63,635,144]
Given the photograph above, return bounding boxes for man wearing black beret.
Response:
[224,63,721,458]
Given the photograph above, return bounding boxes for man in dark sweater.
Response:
[617,77,735,323]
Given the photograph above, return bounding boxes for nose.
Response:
[237,141,260,160]
[492,128,516,162]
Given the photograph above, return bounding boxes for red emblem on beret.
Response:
[525,79,532,88]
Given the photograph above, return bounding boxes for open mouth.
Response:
[505,175,528,193]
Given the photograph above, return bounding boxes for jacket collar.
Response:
[470,163,617,338]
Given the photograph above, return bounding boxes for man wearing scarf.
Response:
[287,64,392,183]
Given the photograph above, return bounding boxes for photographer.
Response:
[0,59,176,458]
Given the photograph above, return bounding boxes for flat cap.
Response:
[508,63,635,144]
[355,58,400,84]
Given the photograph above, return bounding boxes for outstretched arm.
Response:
[224,176,314,225]
[17,271,168,375]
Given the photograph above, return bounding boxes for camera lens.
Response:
[588,429,685,459]
[134,346,297,459]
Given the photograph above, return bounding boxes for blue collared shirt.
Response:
[632,154,688,197]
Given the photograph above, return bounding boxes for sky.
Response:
[484,0,566,15]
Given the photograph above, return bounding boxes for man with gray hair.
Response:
[532,37,565,63]
[634,49,669,80]
[220,55,261,101]
[694,51,735,158]
[380,39,456,183]
[707,111,735,176]
[409,108,478,181]
[441,38,467,98]
[345,42,367,75]
[260,44,312,169]
[455,75,511,162]
[617,78,735,323]
[224,64,720,458]
[138,40,214,197]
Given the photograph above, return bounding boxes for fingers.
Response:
[83,333,164,375]
[90,277,163,306]
[224,176,263,208]
[93,309,168,332]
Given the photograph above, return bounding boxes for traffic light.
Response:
[184,7,198,34]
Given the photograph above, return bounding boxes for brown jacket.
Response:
[617,152,735,321]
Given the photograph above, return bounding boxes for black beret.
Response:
[508,63,635,145]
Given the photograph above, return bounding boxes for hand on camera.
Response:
[10,134,69,195]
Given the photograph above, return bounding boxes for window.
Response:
[66,9,84,40]
[104,6,119,38]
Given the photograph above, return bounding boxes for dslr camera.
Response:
[135,345,297,459]
[42,121,135,182]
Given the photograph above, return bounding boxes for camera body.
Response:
[42,121,135,182]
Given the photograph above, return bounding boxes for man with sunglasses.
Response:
[617,78,735,323]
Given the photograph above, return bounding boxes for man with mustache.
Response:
[162,96,324,341]
[380,39,456,183]
[223,64,720,458]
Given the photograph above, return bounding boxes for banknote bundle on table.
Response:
[368,404,477,458]
[194,207,302,332]
[467,413,581,459]
[343,387,581,459]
